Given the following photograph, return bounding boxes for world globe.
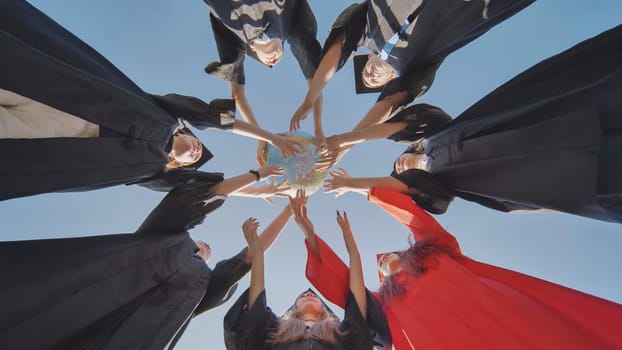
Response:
[261,131,327,196]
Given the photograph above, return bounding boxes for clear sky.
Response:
[1,1,621,349]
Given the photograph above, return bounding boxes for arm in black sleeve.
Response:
[378,60,443,110]
[385,103,453,143]
[338,290,378,350]
[149,93,236,130]
[287,0,322,79]
[204,13,247,84]
[135,180,226,234]
[390,168,453,214]
[135,169,222,192]
[224,289,279,349]
[195,248,251,315]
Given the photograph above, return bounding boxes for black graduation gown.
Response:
[0,180,251,349]
[391,25,622,223]
[223,289,380,350]
[0,0,236,201]
[204,0,321,84]
[323,0,533,105]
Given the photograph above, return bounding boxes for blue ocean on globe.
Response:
[264,131,327,195]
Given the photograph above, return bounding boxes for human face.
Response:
[362,54,395,88]
[295,291,324,319]
[251,38,284,66]
[378,253,402,277]
[170,134,202,165]
[394,153,422,174]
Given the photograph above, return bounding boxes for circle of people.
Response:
[1,0,621,349]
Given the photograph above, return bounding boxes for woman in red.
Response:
[293,188,622,349]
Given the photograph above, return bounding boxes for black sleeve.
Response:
[377,60,443,109]
[321,2,368,72]
[195,248,251,315]
[364,290,392,348]
[223,289,278,349]
[135,180,226,234]
[390,168,454,214]
[149,93,236,130]
[337,290,377,350]
[204,13,247,84]
[287,0,322,78]
[134,169,222,193]
[385,103,453,143]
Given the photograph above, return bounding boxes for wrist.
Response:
[248,169,260,181]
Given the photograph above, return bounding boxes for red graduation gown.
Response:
[305,187,622,350]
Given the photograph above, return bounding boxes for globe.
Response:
[261,131,327,196]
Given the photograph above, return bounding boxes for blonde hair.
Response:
[268,307,344,346]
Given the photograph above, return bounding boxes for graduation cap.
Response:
[176,127,214,170]
[281,288,340,321]
[353,54,385,94]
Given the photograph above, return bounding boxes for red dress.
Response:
[305,187,622,350]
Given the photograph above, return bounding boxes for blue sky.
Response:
[1,1,621,349]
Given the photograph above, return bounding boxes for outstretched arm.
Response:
[369,187,460,251]
[289,190,350,308]
[326,122,408,151]
[232,119,301,159]
[230,83,258,127]
[242,218,265,308]
[290,36,343,131]
[210,165,284,197]
[323,168,411,197]
[245,205,292,264]
[337,211,366,319]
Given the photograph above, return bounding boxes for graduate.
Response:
[223,191,387,350]
[323,25,622,223]
[289,0,533,147]
[0,0,299,201]
[0,167,291,349]
[294,188,622,350]
[203,0,324,155]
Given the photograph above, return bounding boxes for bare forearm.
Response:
[312,91,324,134]
[336,122,408,147]
[230,82,259,127]
[232,119,275,144]
[246,207,292,263]
[305,38,342,105]
[352,92,408,131]
[348,250,366,319]
[247,248,265,308]
[210,172,257,196]
[347,176,409,192]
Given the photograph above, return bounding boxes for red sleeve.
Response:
[368,187,461,254]
[305,235,350,308]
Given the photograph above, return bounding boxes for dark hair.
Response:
[392,139,427,175]
[378,239,456,303]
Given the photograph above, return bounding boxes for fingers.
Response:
[242,217,260,236]
[259,165,285,179]
[263,197,274,206]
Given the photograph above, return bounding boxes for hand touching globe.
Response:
[261,131,327,196]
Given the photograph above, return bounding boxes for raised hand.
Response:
[336,211,357,256]
[288,189,314,238]
[257,165,285,180]
[194,240,212,262]
[289,98,313,131]
[242,217,262,253]
[255,178,291,205]
[271,134,302,159]
[323,168,353,197]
